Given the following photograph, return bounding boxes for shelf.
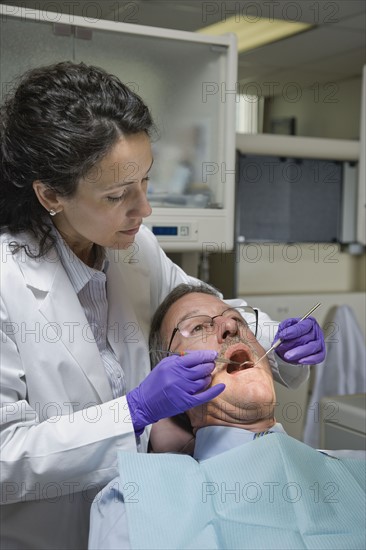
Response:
[236,133,359,161]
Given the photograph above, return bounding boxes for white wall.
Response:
[263,76,362,139]
[236,243,365,295]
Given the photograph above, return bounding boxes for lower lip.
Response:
[119,227,140,236]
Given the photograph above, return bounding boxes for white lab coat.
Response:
[0,225,308,549]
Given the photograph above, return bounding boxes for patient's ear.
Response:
[149,417,195,455]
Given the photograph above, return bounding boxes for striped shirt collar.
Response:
[51,224,107,294]
[193,423,286,461]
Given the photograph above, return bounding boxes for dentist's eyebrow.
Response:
[104,158,154,190]
[104,181,134,191]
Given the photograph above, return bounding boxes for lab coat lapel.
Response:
[106,249,151,391]
[21,251,113,403]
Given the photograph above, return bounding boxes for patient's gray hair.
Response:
[149,283,221,367]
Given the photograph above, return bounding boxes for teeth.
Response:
[229,350,250,364]
[227,361,254,374]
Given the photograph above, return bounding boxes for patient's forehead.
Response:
[161,293,226,335]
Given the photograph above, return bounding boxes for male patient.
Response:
[89,284,365,550]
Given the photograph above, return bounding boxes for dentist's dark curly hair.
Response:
[0,61,155,257]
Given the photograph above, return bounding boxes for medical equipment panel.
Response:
[0,5,237,251]
[236,152,358,244]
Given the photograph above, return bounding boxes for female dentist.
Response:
[0,61,325,550]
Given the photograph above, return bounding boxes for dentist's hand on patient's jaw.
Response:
[273,316,326,365]
[126,350,225,436]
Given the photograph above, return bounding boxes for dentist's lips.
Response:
[224,343,255,374]
[119,226,140,236]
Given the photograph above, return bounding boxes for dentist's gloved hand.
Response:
[273,316,326,365]
[126,350,225,436]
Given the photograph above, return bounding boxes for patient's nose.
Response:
[216,317,238,343]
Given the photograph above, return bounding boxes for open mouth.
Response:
[226,349,254,374]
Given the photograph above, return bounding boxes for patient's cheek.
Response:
[253,340,266,358]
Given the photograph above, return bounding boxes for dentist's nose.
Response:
[216,317,238,344]
[129,189,152,219]
[140,193,152,218]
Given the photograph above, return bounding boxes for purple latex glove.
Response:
[273,316,326,365]
[126,350,225,435]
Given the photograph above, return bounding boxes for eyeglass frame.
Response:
[166,306,259,352]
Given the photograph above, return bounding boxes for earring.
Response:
[49,209,57,216]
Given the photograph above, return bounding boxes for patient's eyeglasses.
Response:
[167,306,258,352]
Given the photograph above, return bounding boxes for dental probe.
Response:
[154,350,242,366]
[248,302,322,367]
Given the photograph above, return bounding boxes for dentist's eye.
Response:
[107,190,127,202]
